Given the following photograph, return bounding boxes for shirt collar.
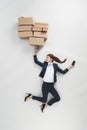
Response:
[48,62,53,65]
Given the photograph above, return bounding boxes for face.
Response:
[46,56,53,63]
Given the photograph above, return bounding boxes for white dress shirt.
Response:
[43,63,54,83]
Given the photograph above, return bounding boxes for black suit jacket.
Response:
[33,55,69,83]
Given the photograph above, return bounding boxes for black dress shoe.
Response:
[72,61,76,66]
[41,104,45,112]
[24,93,32,102]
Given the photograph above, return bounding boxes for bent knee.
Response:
[56,96,61,102]
[43,98,47,103]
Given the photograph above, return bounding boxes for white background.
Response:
[0,0,87,130]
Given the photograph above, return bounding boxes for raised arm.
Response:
[33,55,43,67]
[33,46,43,67]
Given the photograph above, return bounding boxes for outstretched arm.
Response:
[33,46,43,67]
[57,66,69,74]
[57,61,75,74]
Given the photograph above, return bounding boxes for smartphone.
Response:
[72,61,76,66]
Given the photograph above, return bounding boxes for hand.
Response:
[68,65,74,70]
[34,46,39,55]
[68,61,76,70]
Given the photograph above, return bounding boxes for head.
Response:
[46,55,53,63]
[46,54,67,63]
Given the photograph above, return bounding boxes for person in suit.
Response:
[24,46,75,112]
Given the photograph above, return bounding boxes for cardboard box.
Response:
[32,27,42,32]
[34,32,47,39]
[18,31,33,38]
[18,17,34,25]
[29,37,44,46]
[34,22,48,29]
[42,28,48,32]
[18,26,32,32]
[32,27,48,32]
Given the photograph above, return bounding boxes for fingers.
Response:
[34,45,39,54]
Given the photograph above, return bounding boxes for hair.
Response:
[47,54,67,63]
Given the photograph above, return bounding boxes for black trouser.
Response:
[32,82,60,106]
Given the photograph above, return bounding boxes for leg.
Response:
[48,85,60,106]
[32,82,49,103]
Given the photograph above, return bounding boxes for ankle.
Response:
[45,103,48,108]
[30,95,32,99]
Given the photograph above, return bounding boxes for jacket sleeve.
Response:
[57,65,69,74]
[33,55,43,67]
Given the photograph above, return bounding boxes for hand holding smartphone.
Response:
[72,61,76,66]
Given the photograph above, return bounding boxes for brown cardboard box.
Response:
[18,26,32,32]
[34,22,48,29]
[18,17,34,25]
[32,27,48,32]
[34,31,47,39]
[29,37,44,46]
[32,27,42,32]
[42,28,48,32]
[18,31,33,38]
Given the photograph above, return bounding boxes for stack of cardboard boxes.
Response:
[18,17,48,46]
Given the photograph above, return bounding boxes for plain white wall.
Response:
[0,0,87,130]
